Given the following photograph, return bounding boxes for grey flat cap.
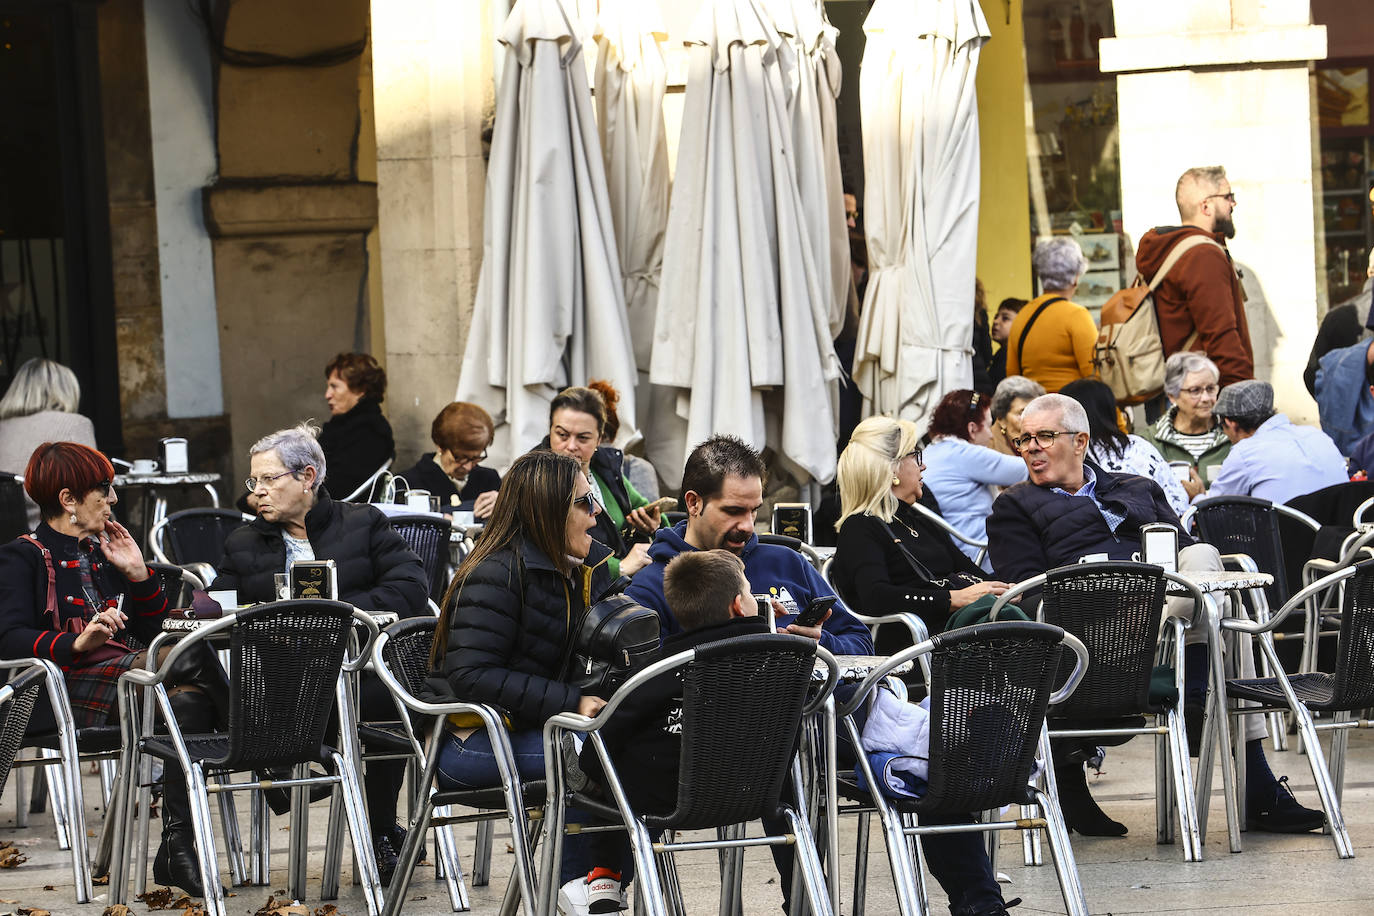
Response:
[1215,379,1273,419]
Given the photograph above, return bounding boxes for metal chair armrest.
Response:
[990,574,1048,620]
[802,647,839,716]
[850,610,929,645]
[1047,632,1090,705]
[1274,503,1321,533]
[1220,566,1356,635]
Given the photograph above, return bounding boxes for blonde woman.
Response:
[830,416,1009,633]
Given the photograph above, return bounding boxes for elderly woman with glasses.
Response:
[398,402,501,519]
[213,421,428,885]
[921,389,1027,570]
[1139,352,1231,500]
[0,442,228,896]
[1004,237,1098,393]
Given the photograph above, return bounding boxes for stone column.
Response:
[370,0,495,470]
[1102,0,1327,421]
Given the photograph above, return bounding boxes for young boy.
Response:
[568,549,768,913]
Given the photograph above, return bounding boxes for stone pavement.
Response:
[5,728,1374,915]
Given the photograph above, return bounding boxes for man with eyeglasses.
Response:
[988,393,1326,834]
[1207,379,1347,504]
[1134,165,1254,385]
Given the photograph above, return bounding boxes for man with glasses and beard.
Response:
[987,393,1325,835]
[1134,165,1254,386]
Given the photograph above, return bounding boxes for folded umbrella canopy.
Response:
[457,0,639,464]
[652,0,843,487]
[593,0,676,464]
[852,0,990,430]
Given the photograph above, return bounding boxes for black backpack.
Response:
[568,587,661,699]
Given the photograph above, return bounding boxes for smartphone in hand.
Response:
[794,595,837,629]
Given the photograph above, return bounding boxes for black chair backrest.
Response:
[1331,559,1374,710]
[0,667,45,796]
[213,600,355,771]
[148,561,199,608]
[1039,561,1167,719]
[0,476,28,542]
[388,514,452,599]
[165,507,249,567]
[379,617,437,698]
[1193,496,1289,607]
[916,621,1066,814]
[1285,481,1374,589]
[645,633,816,831]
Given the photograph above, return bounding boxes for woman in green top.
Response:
[1140,352,1232,503]
[543,382,660,576]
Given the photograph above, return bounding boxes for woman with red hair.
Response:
[0,442,226,897]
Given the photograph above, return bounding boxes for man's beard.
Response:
[1214,213,1236,239]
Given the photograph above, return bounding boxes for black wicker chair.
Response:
[150,507,252,585]
[536,633,838,916]
[0,474,27,542]
[346,618,468,911]
[992,561,1206,861]
[371,622,549,916]
[832,622,1090,916]
[387,514,453,602]
[108,601,383,916]
[147,561,206,608]
[1209,560,1374,859]
[0,667,45,799]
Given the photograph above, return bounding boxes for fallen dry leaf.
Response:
[102,905,132,916]
[18,907,52,916]
[42,886,54,891]
[0,844,28,868]
[0,900,17,905]
[253,895,310,916]
[136,887,174,909]
[93,875,109,886]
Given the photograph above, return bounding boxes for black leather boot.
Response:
[152,690,216,897]
[1054,759,1127,836]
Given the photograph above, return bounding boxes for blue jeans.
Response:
[435,728,594,885]
[436,728,547,791]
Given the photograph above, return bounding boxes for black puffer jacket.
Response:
[988,460,1193,585]
[425,537,613,728]
[214,490,427,615]
[318,398,394,500]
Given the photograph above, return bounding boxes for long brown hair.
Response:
[431,450,584,664]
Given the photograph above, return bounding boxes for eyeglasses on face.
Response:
[903,448,924,466]
[94,480,114,497]
[450,448,488,469]
[1011,429,1075,452]
[1204,192,1236,205]
[1180,384,1219,399]
[572,491,599,516]
[245,469,297,492]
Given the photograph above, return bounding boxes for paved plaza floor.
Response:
[5,727,1374,914]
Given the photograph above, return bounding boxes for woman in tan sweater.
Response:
[1004,237,1098,392]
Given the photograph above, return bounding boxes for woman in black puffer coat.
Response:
[426,450,612,791]
[212,421,428,885]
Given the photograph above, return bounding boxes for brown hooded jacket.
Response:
[1134,225,1253,385]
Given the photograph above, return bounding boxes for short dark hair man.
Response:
[626,434,873,658]
[1134,165,1254,385]
[1207,379,1347,505]
[988,393,1323,835]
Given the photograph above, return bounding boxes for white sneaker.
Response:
[558,877,591,916]
[586,872,626,913]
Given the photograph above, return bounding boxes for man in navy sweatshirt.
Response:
[626,434,873,658]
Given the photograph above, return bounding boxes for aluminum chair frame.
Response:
[535,639,840,916]
[1298,526,1374,675]
[905,499,989,568]
[343,460,395,503]
[369,628,543,916]
[1200,564,1374,859]
[990,564,1208,862]
[0,657,96,903]
[832,622,1091,916]
[107,603,384,916]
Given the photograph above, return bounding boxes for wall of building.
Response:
[1104,0,1327,422]
[144,0,222,419]
[204,0,378,487]
[370,0,494,472]
[974,0,1034,313]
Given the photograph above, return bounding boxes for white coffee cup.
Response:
[1168,460,1191,482]
[131,458,160,476]
[406,489,432,511]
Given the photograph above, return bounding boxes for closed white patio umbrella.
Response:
[852,0,990,430]
[593,0,675,462]
[652,0,842,487]
[457,0,639,465]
